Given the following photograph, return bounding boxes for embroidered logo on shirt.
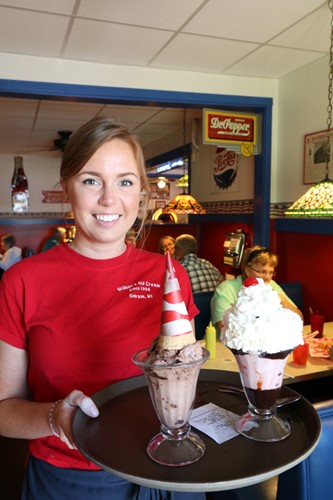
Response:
[117,281,161,299]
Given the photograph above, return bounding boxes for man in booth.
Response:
[174,234,223,294]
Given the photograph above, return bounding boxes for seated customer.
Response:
[157,235,175,258]
[41,227,66,252]
[0,234,22,271]
[174,234,223,294]
[211,245,303,333]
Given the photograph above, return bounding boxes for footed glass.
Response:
[132,348,209,466]
[234,351,292,442]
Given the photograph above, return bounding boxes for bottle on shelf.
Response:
[11,156,29,212]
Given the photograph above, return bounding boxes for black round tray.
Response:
[72,370,321,492]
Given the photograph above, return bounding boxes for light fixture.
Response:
[175,174,189,187]
[157,177,167,189]
[162,109,206,215]
[285,0,333,218]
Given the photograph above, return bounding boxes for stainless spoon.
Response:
[217,384,301,408]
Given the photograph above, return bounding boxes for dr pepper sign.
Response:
[203,109,258,157]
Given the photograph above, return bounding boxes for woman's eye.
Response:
[83,178,99,186]
[120,179,133,187]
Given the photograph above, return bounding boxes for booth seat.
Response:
[193,291,214,340]
[279,282,303,312]
[276,399,333,500]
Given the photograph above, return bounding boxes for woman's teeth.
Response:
[96,214,119,222]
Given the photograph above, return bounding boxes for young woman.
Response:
[0,117,201,499]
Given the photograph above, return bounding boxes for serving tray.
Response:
[72,370,321,492]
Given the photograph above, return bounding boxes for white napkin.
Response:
[190,403,239,444]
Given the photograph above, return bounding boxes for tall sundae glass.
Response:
[132,347,209,466]
[221,277,304,442]
[132,252,209,466]
[232,350,292,441]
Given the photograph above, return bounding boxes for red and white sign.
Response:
[203,109,260,155]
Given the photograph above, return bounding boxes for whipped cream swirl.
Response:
[221,278,303,354]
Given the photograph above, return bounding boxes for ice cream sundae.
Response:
[132,252,208,465]
[221,277,303,441]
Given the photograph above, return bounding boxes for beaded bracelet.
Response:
[48,399,63,438]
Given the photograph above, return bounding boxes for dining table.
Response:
[202,322,333,385]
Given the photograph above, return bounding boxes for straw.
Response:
[303,331,319,341]
[309,306,313,315]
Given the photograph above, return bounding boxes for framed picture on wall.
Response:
[304,129,333,184]
[155,200,166,209]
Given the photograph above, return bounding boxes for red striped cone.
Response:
[158,252,196,350]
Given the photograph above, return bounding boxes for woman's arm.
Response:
[0,340,99,449]
[210,281,239,334]
[278,293,304,320]
[272,282,304,320]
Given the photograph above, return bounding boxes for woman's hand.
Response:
[50,390,99,449]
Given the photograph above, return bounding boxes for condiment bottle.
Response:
[205,321,216,359]
[11,156,29,212]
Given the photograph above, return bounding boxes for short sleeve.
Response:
[0,273,27,349]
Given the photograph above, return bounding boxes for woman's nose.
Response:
[99,184,115,204]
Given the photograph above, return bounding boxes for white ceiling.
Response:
[0,0,330,156]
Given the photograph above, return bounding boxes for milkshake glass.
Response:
[132,347,209,466]
[233,349,292,442]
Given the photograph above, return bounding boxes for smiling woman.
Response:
[0,117,202,500]
[59,118,151,259]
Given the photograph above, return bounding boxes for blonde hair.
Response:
[241,245,278,278]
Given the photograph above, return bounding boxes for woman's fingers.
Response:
[54,391,99,449]
[64,390,99,418]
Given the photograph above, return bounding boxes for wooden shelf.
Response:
[0,213,73,225]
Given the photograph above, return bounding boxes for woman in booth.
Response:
[211,245,303,333]
[157,235,175,258]
[0,117,201,500]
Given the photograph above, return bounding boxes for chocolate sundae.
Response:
[221,277,303,410]
[135,252,206,426]
[132,253,208,465]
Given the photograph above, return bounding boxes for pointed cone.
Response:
[158,252,196,350]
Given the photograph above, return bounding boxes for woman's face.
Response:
[161,238,175,256]
[62,138,141,255]
[245,262,276,284]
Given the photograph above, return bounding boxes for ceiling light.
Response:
[285,0,333,218]
[162,193,207,214]
[157,177,167,189]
